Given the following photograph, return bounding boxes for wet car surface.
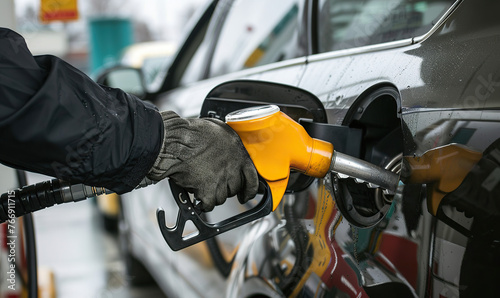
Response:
[99,0,500,297]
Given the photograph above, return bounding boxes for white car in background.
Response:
[120,41,177,85]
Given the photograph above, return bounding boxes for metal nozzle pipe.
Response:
[330,151,400,192]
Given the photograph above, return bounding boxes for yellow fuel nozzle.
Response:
[226,105,333,211]
[403,144,483,216]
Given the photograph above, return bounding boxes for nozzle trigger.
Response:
[157,178,273,251]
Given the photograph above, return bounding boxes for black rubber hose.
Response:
[17,170,38,298]
[0,179,64,222]
[201,212,234,278]
[205,237,234,278]
[279,199,309,296]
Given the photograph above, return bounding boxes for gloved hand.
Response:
[147,111,259,211]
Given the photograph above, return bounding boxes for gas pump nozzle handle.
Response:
[226,105,333,210]
[226,105,400,210]
[157,105,400,251]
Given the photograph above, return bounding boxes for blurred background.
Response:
[0,1,207,297]
[8,0,207,75]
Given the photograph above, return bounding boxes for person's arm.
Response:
[0,28,163,194]
[0,28,258,210]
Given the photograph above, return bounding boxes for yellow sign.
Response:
[40,0,79,23]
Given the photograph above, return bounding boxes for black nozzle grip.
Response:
[157,178,273,251]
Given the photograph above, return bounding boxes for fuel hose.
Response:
[0,177,155,223]
[16,170,38,298]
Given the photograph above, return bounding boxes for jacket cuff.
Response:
[109,102,164,194]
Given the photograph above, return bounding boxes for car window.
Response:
[179,0,232,86]
[179,34,214,85]
[207,0,306,78]
[142,55,172,85]
[317,0,456,52]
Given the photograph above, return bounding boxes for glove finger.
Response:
[237,160,259,204]
[195,187,216,212]
[215,190,228,207]
[215,178,228,206]
[226,166,244,198]
[200,198,215,212]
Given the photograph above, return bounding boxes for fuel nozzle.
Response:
[157,105,402,251]
[226,105,333,210]
[226,105,400,210]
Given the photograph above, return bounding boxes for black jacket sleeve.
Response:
[0,28,164,194]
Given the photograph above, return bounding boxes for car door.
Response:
[294,0,490,297]
[395,1,500,296]
[223,0,500,297]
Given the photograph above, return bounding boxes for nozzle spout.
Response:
[331,151,400,192]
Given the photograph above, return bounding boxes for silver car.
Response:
[100,0,500,297]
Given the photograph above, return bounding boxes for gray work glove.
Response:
[147,111,259,212]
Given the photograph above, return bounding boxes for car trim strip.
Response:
[402,108,500,122]
[413,0,464,44]
[306,38,414,63]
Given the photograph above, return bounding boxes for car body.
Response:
[99,0,500,297]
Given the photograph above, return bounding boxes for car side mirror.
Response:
[96,66,146,99]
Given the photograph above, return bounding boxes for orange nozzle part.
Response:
[227,109,333,211]
[405,144,482,216]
